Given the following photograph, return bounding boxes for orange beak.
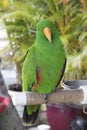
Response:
[43,27,51,42]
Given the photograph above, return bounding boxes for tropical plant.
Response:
[1,0,45,81]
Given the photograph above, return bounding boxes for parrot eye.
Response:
[37,28,40,31]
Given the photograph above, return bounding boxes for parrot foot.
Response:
[44,94,49,103]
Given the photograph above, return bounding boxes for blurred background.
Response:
[1,1,87,130]
[0,0,87,86]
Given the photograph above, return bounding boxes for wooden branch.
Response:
[26,89,84,105]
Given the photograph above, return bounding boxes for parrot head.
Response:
[36,19,58,44]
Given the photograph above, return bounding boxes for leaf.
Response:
[78,32,87,42]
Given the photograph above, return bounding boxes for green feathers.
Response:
[22,19,66,120]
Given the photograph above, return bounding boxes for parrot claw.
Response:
[44,94,49,103]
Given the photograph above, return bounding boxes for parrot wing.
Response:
[22,45,38,92]
[22,46,40,125]
[56,58,67,88]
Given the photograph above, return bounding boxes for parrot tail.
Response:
[22,105,40,126]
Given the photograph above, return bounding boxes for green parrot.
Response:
[22,19,66,126]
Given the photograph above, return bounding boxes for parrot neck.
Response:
[35,38,50,49]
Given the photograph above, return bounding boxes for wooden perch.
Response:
[26,89,84,105]
[9,87,87,106]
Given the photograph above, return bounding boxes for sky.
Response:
[0,20,9,50]
[0,29,9,50]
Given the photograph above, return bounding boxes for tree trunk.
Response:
[0,71,24,130]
